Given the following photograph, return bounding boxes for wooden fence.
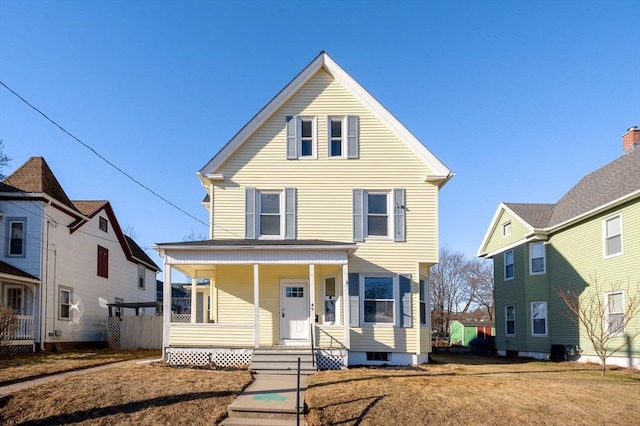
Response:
[107,315,163,349]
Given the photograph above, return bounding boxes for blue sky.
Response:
[1,0,639,275]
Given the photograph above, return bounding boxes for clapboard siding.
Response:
[169,323,254,347]
[484,209,530,255]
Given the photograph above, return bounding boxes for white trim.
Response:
[279,278,310,343]
[257,190,284,239]
[504,249,514,281]
[327,116,347,158]
[361,274,397,326]
[296,116,317,159]
[58,286,72,321]
[322,275,340,325]
[253,264,260,348]
[602,213,624,259]
[197,52,451,184]
[505,305,515,337]
[502,221,511,237]
[162,263,171,359]
[530,301,548,337]
[342,264,350,349]
[365,191,392,239]
[604,290,625,336]
[477,203,536,257]
[528,242,546,275]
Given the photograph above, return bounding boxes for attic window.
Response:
[502,221,511,237]
[99,217,108,233]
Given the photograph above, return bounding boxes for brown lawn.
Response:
[0,349,161,385]
[305,352,640,426]
[1,351,639,425]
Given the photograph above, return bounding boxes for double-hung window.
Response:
[504,250,514,280]
[59,287,72,320]
[353,189,406,242]
[8,219,26,257]
[138,264,145,289]
[328,117,344,157]
[603,214,623,257]
[286,116,316,159]
[605,291,624,335]
[246,188,296,240]
[531,301,547,336]
[363,276,394,324]
[323,277,337,324]
[505,305,515,336]
[502,221,511,237]
[529,243,546,275]
[367,193,389,237]
[259,192,282,238]
[419,279,427,325]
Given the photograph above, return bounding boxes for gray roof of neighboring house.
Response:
[125,235,160,271]
[506,148,640,229]
[0,260,38,280]
[156,239,356,247]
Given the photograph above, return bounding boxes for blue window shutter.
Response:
[284,187,296,240]
[245,187,256,239]
[348,273,360,327]
[286,116,297,159]
[347,115,359,158]
[394,188,406,242]
[399,274,412,327]
[353,189,364,242]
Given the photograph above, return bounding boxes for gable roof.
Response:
[198,51,452,186]
[2,156,78,212]
[0,260,39,282]
[125,235,160,271]
[478,147,640,257]
[72,200,109,216]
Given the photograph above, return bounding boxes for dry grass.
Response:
[305,353,640,426]
[0,349,160,385]
[0,362,253,425]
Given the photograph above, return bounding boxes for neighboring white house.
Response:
[0,157,159,352]
[155,52,453,368]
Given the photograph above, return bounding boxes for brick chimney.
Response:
[623,126,640,154]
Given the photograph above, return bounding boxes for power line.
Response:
[0,80,209,229]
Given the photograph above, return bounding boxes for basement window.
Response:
[366,352,390,362]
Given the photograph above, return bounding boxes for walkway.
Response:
[0,357,161,399]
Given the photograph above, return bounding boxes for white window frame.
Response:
[322,276,339,325]
[531,301,547,336]
[59,287,72,320]
[504,249,514,281]
[258,190,284,239]
[4,285,24,314]
[602,214,623,258]
[361,275,396,326]
[365,191,391,239]
[328,116,346,158]
[505,305,515,336]
[297,116,317,159]
[7,218,26,257]
[502,221,511,237]
[529,242,546,275]
[605,291,625,336]
[138,264,145,289]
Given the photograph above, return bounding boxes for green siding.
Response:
[490,198,640,361]
[483,209,531,255]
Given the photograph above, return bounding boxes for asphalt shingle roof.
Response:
[0,260,38,280]
[506,148,640,229]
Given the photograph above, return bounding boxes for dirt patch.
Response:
[0,362,253,425]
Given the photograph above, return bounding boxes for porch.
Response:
[155,239,357,369]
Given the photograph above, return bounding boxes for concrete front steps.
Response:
[221,374,309,426]
[249,347,316,375]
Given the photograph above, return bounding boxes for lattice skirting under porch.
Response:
[166,347,348,370]
[0,344,33,356]
[166,348,253,368]
[316,348,347,370]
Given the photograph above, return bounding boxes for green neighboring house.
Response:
[477,128,640,368]
[449,320,495,347]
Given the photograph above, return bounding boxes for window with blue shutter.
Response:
[399,274,412,328]
[348,273,360,327]
[245,188,256,239]
[394,188,406,242]
[347,115,359,158]
[246,187,296,240]
[353,189,364,242]
[353,189,407,241]
[286,116,316,159]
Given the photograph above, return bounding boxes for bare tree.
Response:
[0,305,18,345]
[183,230,208,241]
[557,275,640,375]
[430,246,473,337]
[0,141,11,180]
[122,224,138,239]
[467,258,495,320]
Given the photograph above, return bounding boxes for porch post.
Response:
[162,261,171,360]
[342,263,350,349]
[309,263,315,342]
[190,278,197,324]
[253,263,260,348]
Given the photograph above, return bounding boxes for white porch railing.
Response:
[2,315,34,340]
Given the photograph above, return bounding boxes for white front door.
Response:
[280,281,309,342]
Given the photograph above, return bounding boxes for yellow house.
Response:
[154,52,453,369]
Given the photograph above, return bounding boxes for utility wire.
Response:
[0,80,209,228]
